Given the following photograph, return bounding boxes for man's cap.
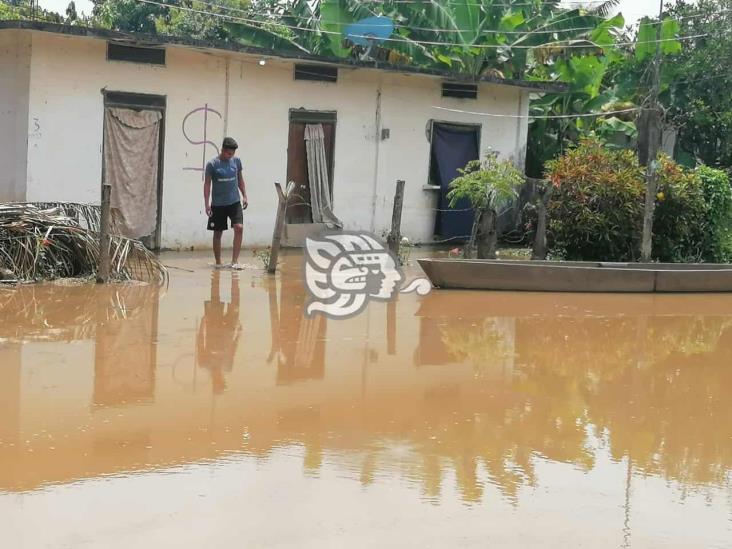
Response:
[222,137,238,150]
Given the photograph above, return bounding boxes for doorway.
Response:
[428,121,481,241]
[102,91,166,250]
[286,110,336,224]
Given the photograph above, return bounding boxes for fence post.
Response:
[531,180,553,261]
[97,183,111,283]
[268,182,291,274]
[387,180,406,257]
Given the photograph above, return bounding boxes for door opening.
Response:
[428,121,481,241]
[286,110,336,224]
[102,91,166,250]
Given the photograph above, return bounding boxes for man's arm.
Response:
[204,174,212,217]
[238,170,248,208]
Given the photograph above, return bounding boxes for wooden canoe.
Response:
[417,258,732,293]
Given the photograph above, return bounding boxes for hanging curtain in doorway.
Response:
[103,107,162,239]
[304,124,343,229]
[432,124,479,241]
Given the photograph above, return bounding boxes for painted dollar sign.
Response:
[182,104,223,180]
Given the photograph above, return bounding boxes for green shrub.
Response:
[698,166,732,261]
[546,139,645,261]
[654,163,732,262]
[652,157,708,262]
[447,152,525,211]
[547,139,732,263]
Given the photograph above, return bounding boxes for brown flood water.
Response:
[1,250,731,548]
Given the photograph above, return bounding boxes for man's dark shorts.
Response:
[207,202,243,232]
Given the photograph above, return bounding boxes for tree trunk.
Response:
[640,108,662,262]
[476,208,498,259]
[531,182,553,260]
[463,211,480,259]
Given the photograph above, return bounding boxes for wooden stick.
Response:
[97,184,111,283]
[268,182,289,274]
[387,180,406,257]
[531,181,553,261]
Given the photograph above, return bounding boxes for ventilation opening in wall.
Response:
[107,42,166,66]
[294,64,338,83]
[442,82,478,99]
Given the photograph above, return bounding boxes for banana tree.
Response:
[355,0,624,78]
[231,1,624,78]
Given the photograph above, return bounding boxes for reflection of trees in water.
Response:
[585,318,732,491]
[430,314,732,501]
[236,307,731,505]
[440,318,513,376]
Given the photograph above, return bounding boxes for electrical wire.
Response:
[135,0,719,51]
[186,0,732,36]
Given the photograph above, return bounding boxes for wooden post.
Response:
[531,180,553,260]
[387,180,405,257]
[97,183,111,283]
[268,182,290,274]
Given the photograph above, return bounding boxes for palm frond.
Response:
[589,0,621,18]
[0,202,168,285]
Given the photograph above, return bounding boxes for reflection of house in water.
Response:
[3,279,732,511]
[0,343,21,447]
[196,271,242,394]
[265,276,327,385]
[0,283,162,491]
[94,288,160,407]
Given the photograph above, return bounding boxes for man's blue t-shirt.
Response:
[206,157,242,206]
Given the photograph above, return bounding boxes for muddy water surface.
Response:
[1,251,731,548]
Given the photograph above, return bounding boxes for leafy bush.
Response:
[546,139,645,261]
[698,166,732,261]
[447,152,525,211]
[654,163,732,262]
[547,139,732,263]
[652,158,709,262]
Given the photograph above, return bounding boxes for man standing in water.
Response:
[204,137,248,269]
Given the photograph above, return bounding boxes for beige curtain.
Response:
[104,108,162,239]
[304,124,343,228]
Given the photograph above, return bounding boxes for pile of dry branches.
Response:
[0,203,167,284]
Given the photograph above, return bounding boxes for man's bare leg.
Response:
[213,230,224,265]
[232,224,243,265]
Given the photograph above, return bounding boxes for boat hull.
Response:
[417,259,732,293]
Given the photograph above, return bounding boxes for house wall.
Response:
[0,30,31,202]
[22,30,529,248]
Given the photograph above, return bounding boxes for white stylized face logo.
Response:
[305,233,404,319]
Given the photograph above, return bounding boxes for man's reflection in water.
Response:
[196,270,241,394]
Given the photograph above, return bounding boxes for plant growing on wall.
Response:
[447,152,524,259]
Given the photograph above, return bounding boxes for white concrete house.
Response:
[0,21,558,248]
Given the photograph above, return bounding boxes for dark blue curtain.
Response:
[432,124,479,240]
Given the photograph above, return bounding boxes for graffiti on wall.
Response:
[182,104,222,180]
